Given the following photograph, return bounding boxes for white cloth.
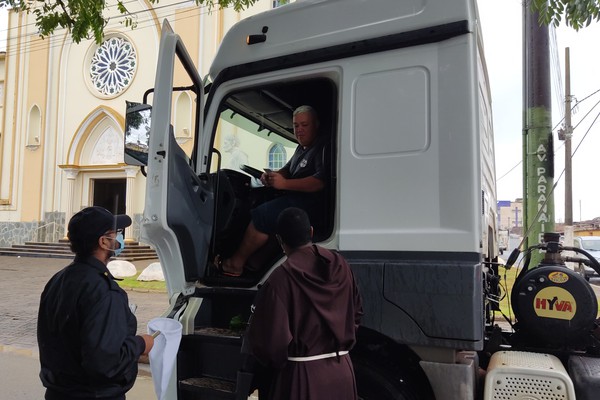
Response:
[148,317,183,400]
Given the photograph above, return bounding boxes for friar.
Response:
[247,207,363,399]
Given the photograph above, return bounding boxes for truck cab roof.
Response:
[209,0,477,81]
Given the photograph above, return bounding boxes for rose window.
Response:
[90,37,137,96]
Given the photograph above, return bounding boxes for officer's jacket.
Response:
[37,255,145,400]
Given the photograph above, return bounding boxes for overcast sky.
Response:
[478,0,600,222]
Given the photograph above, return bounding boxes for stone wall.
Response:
[0,221,39,247]
[0,211,144,247]
[0,212,67,247]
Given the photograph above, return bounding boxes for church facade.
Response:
[0,0,285,246]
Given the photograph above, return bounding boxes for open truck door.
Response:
[125,20,211,297]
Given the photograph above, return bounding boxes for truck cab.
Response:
[125,0,499,398]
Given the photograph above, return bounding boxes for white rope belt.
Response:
[288,351,349,362]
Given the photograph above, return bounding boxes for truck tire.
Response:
[354,356,434,400]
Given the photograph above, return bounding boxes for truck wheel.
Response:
[354,356,433,400]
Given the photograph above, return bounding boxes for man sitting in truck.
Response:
[216,105,328,277]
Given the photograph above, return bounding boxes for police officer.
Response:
[37,206,154,400]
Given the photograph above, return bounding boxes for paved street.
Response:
[0,350,156,400]
[2,253,598,400]
[0,255,168,399]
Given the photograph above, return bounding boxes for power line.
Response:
[549,25,565,119]
[497,87,600,181]
[0,0,145,37]
[506,109,600,237]
[1,2,214,56]
[571,107,600,158]
[1,1,226,57]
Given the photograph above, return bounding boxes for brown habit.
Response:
[247,245,363,400]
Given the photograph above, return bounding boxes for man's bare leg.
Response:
[221,222,269,275]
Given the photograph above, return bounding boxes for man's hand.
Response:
[140,334,155,355]
[261,171,287,189]
[268,172,287,190]
[260,172,269,186]
[262,171,324,192]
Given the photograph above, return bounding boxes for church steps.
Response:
[0,241,158,261]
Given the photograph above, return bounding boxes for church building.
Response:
[0,0,289,246]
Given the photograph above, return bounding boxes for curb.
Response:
[0,344,39,359]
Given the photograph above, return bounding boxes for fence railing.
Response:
[30,221,58,243]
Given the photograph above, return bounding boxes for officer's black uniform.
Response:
[37,255,145,400]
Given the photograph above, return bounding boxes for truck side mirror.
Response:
[124,101,152,166]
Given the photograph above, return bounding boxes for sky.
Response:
[0,2,599,221]
[478,0,600,222]
[0,8,5,49]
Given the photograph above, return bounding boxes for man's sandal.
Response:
[212,255,242,277]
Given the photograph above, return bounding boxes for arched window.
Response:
[27,105,42,147]
[175,92,192,138]
[268,143,287,169]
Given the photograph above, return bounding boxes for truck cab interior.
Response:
[205,77,338,285]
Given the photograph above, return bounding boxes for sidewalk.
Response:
[0,255,168,399]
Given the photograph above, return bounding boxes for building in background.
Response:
[0,1,292,247]
[497,198,523,232]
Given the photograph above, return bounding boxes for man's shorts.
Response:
[251,193,318,234]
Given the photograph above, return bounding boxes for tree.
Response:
[0,0,257,44]
[531,0,600,30]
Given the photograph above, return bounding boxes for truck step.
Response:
[180,376,236,398]
[179,327,245,384]
[194,327,244,338]
[179,371,255,400]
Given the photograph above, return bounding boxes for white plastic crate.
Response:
[484,351,575,400]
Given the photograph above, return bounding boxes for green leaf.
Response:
[229,314,248,331]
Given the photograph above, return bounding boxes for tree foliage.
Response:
[531,0,600,30]
[0,0,257,44]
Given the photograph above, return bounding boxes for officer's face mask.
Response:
[113,232,125,256]
[102,231,125,257]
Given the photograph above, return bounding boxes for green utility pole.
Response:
[522,3,555,267]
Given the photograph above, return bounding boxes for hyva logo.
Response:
[533,287,576,321]
[536,297,573,312]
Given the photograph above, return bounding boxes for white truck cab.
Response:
[124,0,499,398]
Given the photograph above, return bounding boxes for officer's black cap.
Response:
[68,206,132,242]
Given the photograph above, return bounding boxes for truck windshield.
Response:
[210,105,297,174]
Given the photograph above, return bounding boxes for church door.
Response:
[92,178,126,215]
